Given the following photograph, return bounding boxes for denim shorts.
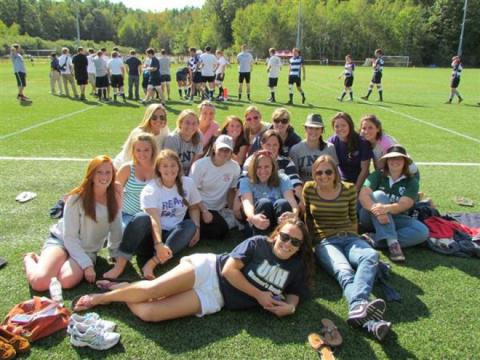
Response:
[42,235,65,251]
[180,253,224,317]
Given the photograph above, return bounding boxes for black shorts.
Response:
[371,72,382,84]
[268,77,278,88]
[344,76,354,87]
[450,77,460,88]
[202,75,215,83]
[76,74,88,86]
[149,75,161,87]
[176,73,187,82]
[142,75,149,89]
[288,75,301,86]
[111,75,124,88]
[15,72,26,87]
[160,74,171,83]
[95,75,109,88]
[239,72,251,83]
[193,72,203,84]
[215,73,225,82]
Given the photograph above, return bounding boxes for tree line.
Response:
[0,0,478,66]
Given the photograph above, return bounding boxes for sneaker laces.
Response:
[362,320,377,332]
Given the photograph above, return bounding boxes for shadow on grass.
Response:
[382,101,427,108]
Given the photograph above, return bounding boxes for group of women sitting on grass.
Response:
[23,101,430,341]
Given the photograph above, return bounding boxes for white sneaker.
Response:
[70,326,120,350]
[68,312,116,334]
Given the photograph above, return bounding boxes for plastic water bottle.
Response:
[49,277,63,304]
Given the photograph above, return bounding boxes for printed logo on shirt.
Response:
[247,260,289,294]
[161,196,185,217]
[223,174,232,182]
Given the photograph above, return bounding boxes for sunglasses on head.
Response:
[273,118,289,125]
[246,115,259,121]
[279,232,302,247]
[315,169,334,176]
[151,114,166,121]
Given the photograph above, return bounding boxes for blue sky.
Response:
[109,0,206,12]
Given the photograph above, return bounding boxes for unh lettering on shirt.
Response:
[247,260,289,295]
[161,197,185,217]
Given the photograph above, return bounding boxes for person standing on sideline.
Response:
[72,47,89,100]
[87,48,96,96]
[287,48,306,105]
[199,46,218,100]
[446,55,464,104]
[125,50,142,100]
[10,44,29,101]
[141,48,163,104]
[215,49,229,100]
[158,49,172,102]
[361,49,384,102]
[58,47,78,98]
[266,48,281,103]
[337,54,355,102]
[92,50,109,101]
[49,52,63,95]
[176,67,189,99]
[108,51,126,102]
[188,47,202,101]
[237,44,254,101]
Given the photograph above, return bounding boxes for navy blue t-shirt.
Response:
[149,57,161,80]
[125,56,142,76]
[216,236,307,310]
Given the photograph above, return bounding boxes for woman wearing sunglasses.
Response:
[239,150,299,235]
[73,219,314,323]
[303,155,391,341]
[250,108,301,157]
[113,104,170,169]
[243,106,270,155]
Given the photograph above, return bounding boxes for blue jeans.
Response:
[315,234,379,311]
[359,191,429,248]
[119,212,196,265]
[250,198,291,235]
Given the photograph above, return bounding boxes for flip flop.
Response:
[320,319,343,347]
[454,196,474,207]
[72,295,95,312]
[15,192,37,203]
[308,333,335,360]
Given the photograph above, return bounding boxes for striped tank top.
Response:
[123,165,148,215]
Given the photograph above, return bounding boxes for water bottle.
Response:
[49,277,63,304]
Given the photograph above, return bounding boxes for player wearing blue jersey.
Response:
[338,54,355,102]
[361,49,384,102]
[446,55,463,104]
[287,48,306,105]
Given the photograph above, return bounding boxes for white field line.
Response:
[0,106,97,141]
[318,85,480,144]
[0,156,479,167]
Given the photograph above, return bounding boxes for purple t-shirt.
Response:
[328,134,372,183]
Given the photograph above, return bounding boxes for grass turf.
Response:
[0,61,479,359]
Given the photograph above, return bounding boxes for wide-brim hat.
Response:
[304,113,324,128]
[379,145,412,167]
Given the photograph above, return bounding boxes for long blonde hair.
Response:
[139,104,170,138]
[176,109,201,146]
[129,132,158,165]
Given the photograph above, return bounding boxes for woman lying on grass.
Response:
[24,155,122,291]
[73,219,314,322]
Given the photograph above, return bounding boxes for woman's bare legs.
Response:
[57,258,84,289]
[24,246,68,291]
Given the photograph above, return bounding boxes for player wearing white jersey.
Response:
[266,48,281,103]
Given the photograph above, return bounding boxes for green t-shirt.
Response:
[363,170,419,206]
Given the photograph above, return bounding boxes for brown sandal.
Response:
[0,327,30,353]
[320,319,343,347]
[308,333,335,360]
[0,338,15,360]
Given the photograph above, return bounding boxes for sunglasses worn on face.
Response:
[151,114,166,121]
[273,118,289,125]
[315,169,334,176]
[279,232,302,247]
[246,116,259,122]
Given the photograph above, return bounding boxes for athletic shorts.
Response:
[288,75,301,86]
[202,75,215,83]
[110,75,124,88]
[192,72,203,84]
[451,77,460,89]
[238,72,251,83]
[95,75,109,88]
[76,74,88,86]
[176,73,187,82]
[371,72,382,84]
[88,73,96,85]
[215,73,225,82]
[142,75,149,89]
[149,75,161,87]
[160,74,171,83]
[180,253,225,317]
[268,77,278,88]
[344,76,354,87]
[15,72,26,87]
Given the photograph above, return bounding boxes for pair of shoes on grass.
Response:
[68,313,120,350]
[347,299,391,341]
[0,327,30,359]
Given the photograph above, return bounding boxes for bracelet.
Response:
[290,305,296,314]
[154,242,163,247]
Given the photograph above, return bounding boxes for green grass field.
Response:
[0,61,479,359]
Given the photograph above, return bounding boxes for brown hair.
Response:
[331,112,360,154]
[260,129,283,156]
[312,155,341,188]
[154,150,189,206]
[176,109,201,145]
[360,114,383,140]
[382,157,411,178]
[247,150,279,187]
[221,115,248,154]
[68,155,119,222]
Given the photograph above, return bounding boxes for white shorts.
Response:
[180,253,224,317]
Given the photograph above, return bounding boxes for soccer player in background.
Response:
[10,44,29,101]
[87,48,97,96]
[176,66,189,99]
[72,47,89,100]
[108,51,126,102]
[199,46,218,100]
[215,49,229,101]
[188,47,202,101]
[337,54,355,102]
[446,55,463,104]
[288,48,306,105]
[158,49,172,101]
[266,47,281,103]
[125,49,142,100]
[237,44,254,101]
[361,49,384,102]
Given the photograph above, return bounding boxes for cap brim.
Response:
[379,152,412,165]
[215,144,233,151]
[304,122,324,128]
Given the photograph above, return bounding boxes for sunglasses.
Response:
[315,169,334,176]
[246,115,259,122]
[151,114,166,121]
[279,232,302,247]
[273,118,289,125]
